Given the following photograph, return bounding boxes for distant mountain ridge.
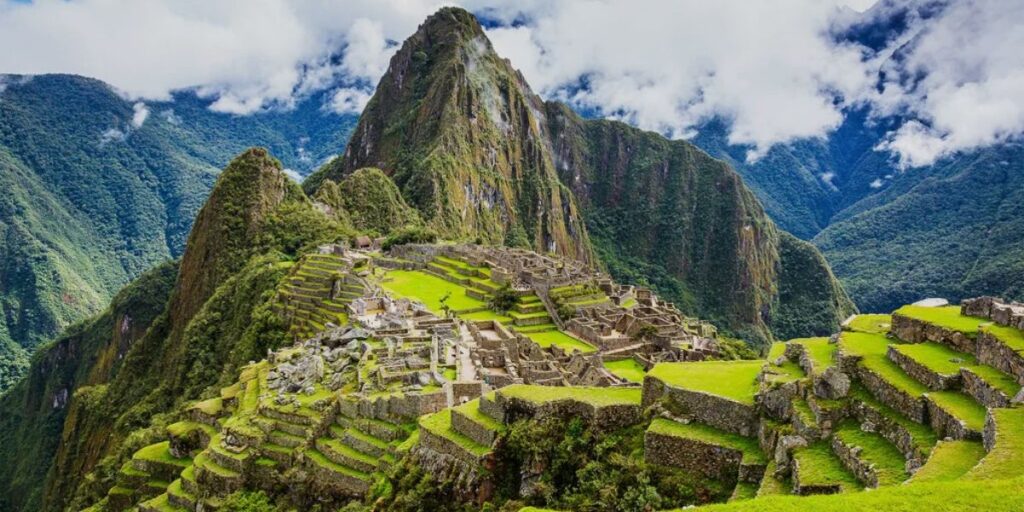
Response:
[0,74,357,389]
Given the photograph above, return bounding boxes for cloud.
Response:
[0,0,443,113]
[867,0,1024,168]
[99,127,127,145]
[2,0,1022,168]
[480,1,875,158]
[870,178,883,188]
[131,102,149,128]
[282,168,303,182]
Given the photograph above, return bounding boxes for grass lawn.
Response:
[966,407,1024,480]
[845,314,892,334]
[848,383,936,455]
[419,409,490,457]
[380,270,485,313]
[839,332,928,397]
[603,358,646,383]
[964,365,1020,397]
[453,399,503,432]
[648,418,766,464]
[498,384,641,407]
[524,329,596,353]
[909,440,985,483]
[834,421,909,486]
[792,440,861,492]
[892,342,975,376]
[790,337,835,374]
[893,305,988,337]
[460,310,512,323]
[984,323,1024,352]
[647,360,762,405]
[674,475,1024,511]
[133,441,191,466]
[927,391,987,432]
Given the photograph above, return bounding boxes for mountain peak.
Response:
[308,6,593,262]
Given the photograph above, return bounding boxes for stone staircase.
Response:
[274,252,367,341]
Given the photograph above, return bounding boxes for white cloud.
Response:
[0,0,444,113]
[328,87,373,115]
[3,0,1023,168]
[867,0,1024,168]
[160,108,182,126]
[100,127,127,145]
[131,102,149,128]
[282,168,302,182]
[870,178,883,188]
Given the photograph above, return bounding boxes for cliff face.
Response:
[307,8,592,262]
[545,103,854,342]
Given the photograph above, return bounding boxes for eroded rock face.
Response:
[814,367,851,400]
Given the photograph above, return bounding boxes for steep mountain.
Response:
[310,7,854,343]
[546,104,855,342]
[0,74,356,390]
[0,148,347,511]
[306,8,592,263]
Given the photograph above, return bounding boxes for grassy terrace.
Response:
[893,305,988,336]
[305,448,370,480]
[676,476,1024,511]
[792,441,861,493]
[926,391,987,432]
[847,384,936,455]
[908,440,985,483]
[134,441,191,467]
[966,407,1024,480]
[763,343,805,384]
[839,332,928,397]
[790,337,835,374]
[524,329,596,353]
[453,399,503,432]
[498,384,641,407]
[985,323,1024,352]
[648,418,766,465]
[380,270,486,313]
[834,421,909,486]
[419,409,490,457]
[647,361,762,405]
[604,358,646,383]
[891,342,973,377]
[845,314,892,334]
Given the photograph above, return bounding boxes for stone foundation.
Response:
[891,314,976,353]
[856,366,926,423]
[924,395,981,441]
[644,430,745,482]
[643,377,759,436]
[961,367,1013,408]
[887,346,959,390]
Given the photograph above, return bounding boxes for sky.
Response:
[0,0,1021,169]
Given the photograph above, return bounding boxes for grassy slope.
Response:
[647,361,762,404]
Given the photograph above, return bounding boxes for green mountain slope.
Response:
[0,74,356,390]
[307,8,592,263]
[546,104,855,342]
[815,145,1024,312]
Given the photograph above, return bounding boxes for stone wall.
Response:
[856,366,926,423]
[924,395,981,441]
[644,430,744,482]
[497,394,641,432]
[451,409,498,446]
[976,331,1024,382]
[891,314,976,353]
[418,426,488,465]
[830,436,877,488]
[792,458,841,495]
[643,377,759,436]
[849,399,926,470]
[961,367,1013,408]
[887,346,959,390]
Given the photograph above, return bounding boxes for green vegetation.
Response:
[966,407,1024,480]
[893,306,988,336]
[909,440,985,483]
[498,384,641,407]
[648,419,766,465]
[648,361,762,404]
[839,332,927,397]
[604,359,647,383]
[984,324,1024,352]
[792,441,861,492]
[927,391,987,433]
[833,421,909,486]
[380,270,485,314]
[845,314,891,334]
[892,342,974,376]
[419,410,490,457]
[790,337,835,374]
[522,330,596,354]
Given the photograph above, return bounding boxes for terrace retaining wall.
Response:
[643,377,759,436]
[976,330,1024,382]
[855,366,926,424]
[891,314,977,353]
